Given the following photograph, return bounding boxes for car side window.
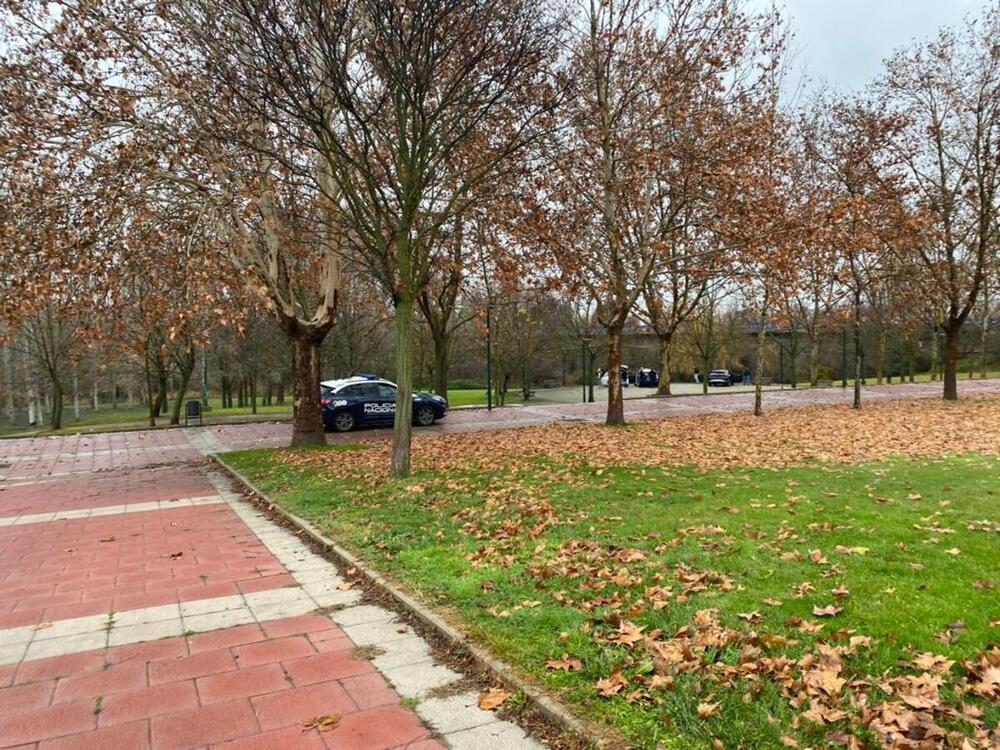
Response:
[340,384,366,396]
[377,384,396,399]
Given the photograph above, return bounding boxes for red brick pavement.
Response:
[0,504,290,628]
[0,616,444,750]
[0,431,200,480]
[0,466,216,517]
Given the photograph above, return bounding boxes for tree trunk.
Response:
[73,367,80,420]
[431,330,450,402]
[168,349,196,426]
[809,308,820,386]
[144,353,157,427]
[929,323,940,381]
[942,319,961,401]
[92,356,99,410]
[876,326,886,385]
[250,376,257,415]
[277,373,286,405]
[391,293,416,475]
[980,282,990,379]
[50,377,63,429]
[656,333,673,396]
[853,291,863,410]
[754,318,767,417]
[154,368,168,417]
[2,344,15,423]
[605,323,625,426]
[289,332,326,447]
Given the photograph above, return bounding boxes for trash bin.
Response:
[184,400,202,426]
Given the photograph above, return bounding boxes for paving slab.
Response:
[0,437,543,749]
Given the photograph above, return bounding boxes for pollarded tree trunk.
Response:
[942,319,961,401]
[391,291,416,475]
[656,334,673,396]
[289,331,326,447]
[605,323,625,426]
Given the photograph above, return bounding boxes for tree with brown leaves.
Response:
[882,7,1000,401]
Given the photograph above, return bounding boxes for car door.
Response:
[372,383,398,424]
[347,382,382,425]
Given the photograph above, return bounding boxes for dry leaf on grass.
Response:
[545,654,582,671]
[813,604,842,617]
[596,672,628,697]
[696,701,720,719]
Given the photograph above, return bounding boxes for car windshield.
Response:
[710,370,728,375]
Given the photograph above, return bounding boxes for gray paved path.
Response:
[181,379,1000,453]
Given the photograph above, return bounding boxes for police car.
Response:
[320,375,447,432]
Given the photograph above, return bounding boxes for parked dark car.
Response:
[635,367,659,387]
[707,369,732,387]
[320,376,447,432]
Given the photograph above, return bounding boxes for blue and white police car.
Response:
[320,375,447,433]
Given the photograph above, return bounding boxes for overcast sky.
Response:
[761,0,989,92]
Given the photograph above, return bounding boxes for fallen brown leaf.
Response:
[477,687,510,710]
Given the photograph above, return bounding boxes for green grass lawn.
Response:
[437,388,489,407]
[0,397,293,437]
[225,447,1000,749]
[0,389,491,438]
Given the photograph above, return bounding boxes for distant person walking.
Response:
[743,369,751,385]
[694,368,701,384]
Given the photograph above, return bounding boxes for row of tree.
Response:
[2,0,998,474]
[4,273,994,431]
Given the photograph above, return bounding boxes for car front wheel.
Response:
[414,405,436,427]
[331,410,356,432]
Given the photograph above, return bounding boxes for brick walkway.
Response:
[0,437,542,749]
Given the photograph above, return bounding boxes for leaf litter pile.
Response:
[236,397,1000,749]
[289,397,1000,480]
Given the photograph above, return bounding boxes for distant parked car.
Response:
[599,365,630,388]
[707,369,732,387]
[635,367,659,387]
[320,375,447,432]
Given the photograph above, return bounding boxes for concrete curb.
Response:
[211,453,609,750]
